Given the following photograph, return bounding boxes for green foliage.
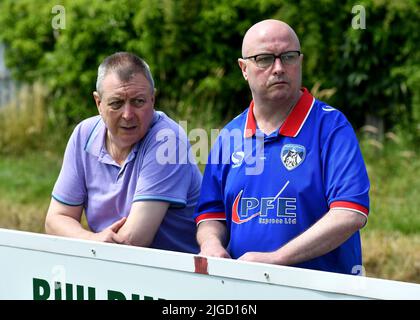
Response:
[0,0,56,79]
[0,0,419,136]
[334,0,420,134]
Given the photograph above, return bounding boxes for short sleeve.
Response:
[194,137,227,224]
[322,122,370,218]
[133,130,193,208]
[52,125,87,206]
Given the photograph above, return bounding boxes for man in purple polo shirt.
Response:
[45,52,201,253]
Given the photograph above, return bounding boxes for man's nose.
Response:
[272,57,285,74]
[121,103,134,120]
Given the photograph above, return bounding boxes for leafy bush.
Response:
[0,0,418,138]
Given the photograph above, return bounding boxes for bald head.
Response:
[241,19,300,58]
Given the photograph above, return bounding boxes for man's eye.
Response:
[133,99,145,107]
[256,56,273,64]
[109,101,123,109]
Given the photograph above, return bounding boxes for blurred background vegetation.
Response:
[0,0,419,283]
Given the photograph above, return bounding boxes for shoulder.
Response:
[71,115,102,137]
[224,108,248,131]
[212,109,248,147]
[147,111,188,142]
[309,98,361,150]
[313,98,347,121]
[150,111,182,131]
[311,98,354,132]
[67,115,103,148]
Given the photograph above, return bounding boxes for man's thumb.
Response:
[110,217,127,232]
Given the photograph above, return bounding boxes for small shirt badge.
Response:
[281,144,306,170]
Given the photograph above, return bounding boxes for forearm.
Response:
[197,220,227,248]
[45,214,94,240]
[196,220,231,258]
[116,201,169,247]
[117,223,153,247]
[239,209,366,265]
[45,198,97,240]
[272,209,366,265]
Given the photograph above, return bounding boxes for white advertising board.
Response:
[0,228,419,300]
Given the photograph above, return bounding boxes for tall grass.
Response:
[362,230,420,283]
[359,128,420,235]
[0,151,62,233]
[0,83,64,232]
[358,127,420,282]
[0,83,45,154]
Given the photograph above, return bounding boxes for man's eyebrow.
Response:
[106,96,124,101]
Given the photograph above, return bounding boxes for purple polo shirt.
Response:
[52,111,201,253]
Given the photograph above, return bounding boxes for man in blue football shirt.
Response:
[194,19,370,274]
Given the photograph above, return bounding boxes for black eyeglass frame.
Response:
[242,50,301,67]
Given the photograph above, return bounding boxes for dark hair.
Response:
[96,52,155,95]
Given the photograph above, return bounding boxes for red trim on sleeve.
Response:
[330,201,369,216]
[195,212,226,225]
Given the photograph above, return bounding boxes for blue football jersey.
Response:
[195,88,370,274]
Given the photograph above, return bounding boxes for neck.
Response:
[253,91,302,135]
[106,133,132,165]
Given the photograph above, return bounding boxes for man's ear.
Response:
[93,91,101,113]
[237,58,248,81]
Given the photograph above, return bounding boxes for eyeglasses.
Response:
[243,51,301,69]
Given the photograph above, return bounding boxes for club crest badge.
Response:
[281,144,306,170]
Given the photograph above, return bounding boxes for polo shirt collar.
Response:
[244,87,315,138]
[84,117,104,157]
